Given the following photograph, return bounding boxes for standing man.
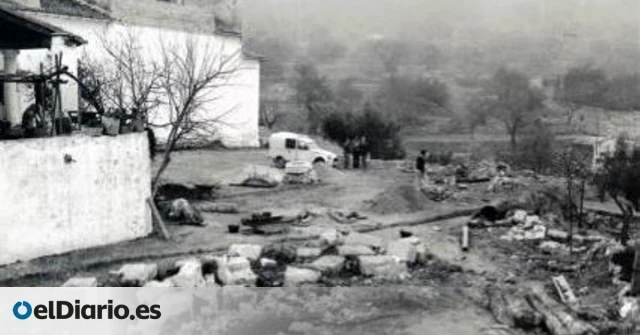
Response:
[416,150,427,187]
[360,135,369,170]
[352,137,361,169]
[343,138,352,170]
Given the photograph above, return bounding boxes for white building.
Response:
[0,0,260,147]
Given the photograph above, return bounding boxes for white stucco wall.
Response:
[0,132,152,265]
[11,13,260,148]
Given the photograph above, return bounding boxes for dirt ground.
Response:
[1,148,633,334]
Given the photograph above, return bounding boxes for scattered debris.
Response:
[328,209,367,224]
[197,202,239,214]
[547,229,569,242]
[343,232,385,252]
[500,224,546,242]
[261,243,297,265]
[157,182,218,200]
[552,275,578,305]
[525,284,598,335]
[233,173,279,188]
[399,230,413,238]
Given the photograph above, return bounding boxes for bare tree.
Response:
[151,39,241,196]
[259,101,282,129]
[76,31,242,197]
[76,31,162,126]
[483,68,545,151]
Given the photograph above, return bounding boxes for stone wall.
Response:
[0,132,152,265]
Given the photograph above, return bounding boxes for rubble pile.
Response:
[60,231,432,288]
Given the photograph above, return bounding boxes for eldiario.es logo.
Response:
[13,300,161,320]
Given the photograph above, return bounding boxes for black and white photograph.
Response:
[0,0,639,334]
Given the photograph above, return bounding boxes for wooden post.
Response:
[462,225,470,252]
[147,198,171,241]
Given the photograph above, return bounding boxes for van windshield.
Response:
[299,139,315,150]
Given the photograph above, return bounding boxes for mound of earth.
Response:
[366,184,433,214]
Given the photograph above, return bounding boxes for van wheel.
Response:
[274,157,286,169]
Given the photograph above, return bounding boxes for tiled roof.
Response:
[0,0,111,19]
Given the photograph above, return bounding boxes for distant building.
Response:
[0,0,260,147]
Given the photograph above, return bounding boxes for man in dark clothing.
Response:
[416,150,427,186]
[360,136,369,170]
[352,137,361,169]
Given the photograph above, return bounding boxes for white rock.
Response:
[228,244,263,261]
[203,274,219,287]
[387,240,418,263]
[512,210,527,224]
[524,215,542,229]
[307,256,345,275]
[620,297,639,320]
[260,258,278,268]
[113,263,158,286]
[524,225,547,240]
[402,237,428,261]
[284,267,321,286]
[170,260,205,287]
[319,229,343,247]
[143,280,174,288]
[62,277,98,287]
[214,256,257,286]
[539,241,569,255]
[358,255,408,278]
[296,247,322,260]
[337,245,376,256]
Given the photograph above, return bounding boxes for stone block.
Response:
[284,267,321,286]
[387,240,418,263]
[296,247,322,261]
[170,260,205,287]
[307,256,345,275]
[228,244,263,261]
[337,245,376,256]
[358,255,408,278]
[113,263,158,286]
[62,277,98,287]
[214,256,257,286]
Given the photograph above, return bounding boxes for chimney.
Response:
[17,0,41,8]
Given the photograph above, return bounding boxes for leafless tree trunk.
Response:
[150,39,241,197]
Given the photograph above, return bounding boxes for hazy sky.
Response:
[242,0,639,75]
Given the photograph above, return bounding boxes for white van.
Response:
[268,132,338,168]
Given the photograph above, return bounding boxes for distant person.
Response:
[360,136,369,170]
[21,103,43,138]
[343,138,353,169]
[416,150,427,186]
[352,137,361,169]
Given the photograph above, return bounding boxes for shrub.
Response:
[320,103,406,160]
